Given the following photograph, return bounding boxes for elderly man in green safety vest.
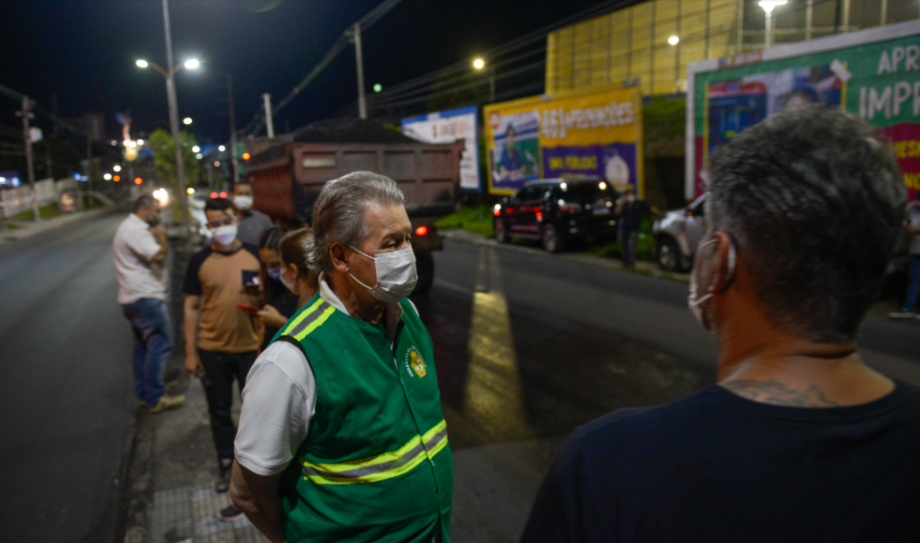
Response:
[229,171,453,543]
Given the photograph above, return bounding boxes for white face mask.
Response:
[688,238,736,331]
[280,266,297,294]
[348,245,418,303]
[233,195,253,211]
[212,224,238,247]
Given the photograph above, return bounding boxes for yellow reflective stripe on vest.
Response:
[281,298,325,335]
[281,298,335,341]
[301,420,448,485]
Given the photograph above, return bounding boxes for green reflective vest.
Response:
[273,294,453,543]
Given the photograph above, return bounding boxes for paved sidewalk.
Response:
[122,369,268,543]
[1,206,115,243]
[441,228,690,282]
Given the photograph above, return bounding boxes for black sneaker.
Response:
[219,504,244,522]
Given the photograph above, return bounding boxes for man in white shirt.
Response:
[113,194,185,414]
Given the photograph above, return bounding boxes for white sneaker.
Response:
[889,311,916,319]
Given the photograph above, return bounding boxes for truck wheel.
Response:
[494,219,508,243]
[542,223,564,253]
[413,250,435,295]
[656,236,682,272]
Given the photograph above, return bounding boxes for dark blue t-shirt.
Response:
[521,382,920,543]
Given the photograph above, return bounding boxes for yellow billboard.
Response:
[484,86,643,196]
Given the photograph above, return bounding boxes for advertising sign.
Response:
[687,20,920,200]
[483,87,643,195]
[402,106,481,192]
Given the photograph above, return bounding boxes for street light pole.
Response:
[161,0,189,240]
[758,0,787,49]
[227,74,239,183]
[353,23,368,120]
[20,96,39,221]
[262,93,275,138]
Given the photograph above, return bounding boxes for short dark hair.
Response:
[205,197,234,214]
[134,194,156,213]
[259,225,287,250]
[708,105,905,343]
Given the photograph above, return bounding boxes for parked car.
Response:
[493,178,618,252]
[652,193,708,272]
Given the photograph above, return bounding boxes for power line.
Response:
[240,0,404,136]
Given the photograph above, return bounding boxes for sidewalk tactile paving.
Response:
[150,486,269,543]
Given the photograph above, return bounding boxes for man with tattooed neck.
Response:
[521,106,920,543]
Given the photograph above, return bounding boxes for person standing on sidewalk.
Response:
[183,197,262,492]
[229,172,454,543]
[614,185,662,268]
[253,228,320,350]
[890,192,920,319]
[232,182,273,246]
[114,194,185,414]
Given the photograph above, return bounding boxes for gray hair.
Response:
[311,171,406,273]
[134,193,157,213]
[707,105,905,343]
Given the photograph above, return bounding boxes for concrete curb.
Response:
[0,207,115,244]
[440,229,690,282]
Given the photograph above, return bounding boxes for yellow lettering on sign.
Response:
[549,157,564,169]
[905,172,920,190]
[564,156,597,170]
[894,140,920,159]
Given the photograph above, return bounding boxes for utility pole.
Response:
[262,93,275,138]
[161,0,189,242]
[20,96,39,221]
[353,23,368,119]
[228,74,239,183]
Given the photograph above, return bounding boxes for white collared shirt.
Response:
[235,274,417,476]
[113,213,168,305]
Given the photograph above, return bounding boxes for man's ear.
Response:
[330,242,349,273]
[710,230,737,296]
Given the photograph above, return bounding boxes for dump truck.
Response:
[245,118,465,294]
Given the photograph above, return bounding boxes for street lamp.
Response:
[759,0,787,48]
[668,35,680,46]
[218,145,226,152]
[192,145,200,153]
[183,117,193,125]
[472,57,494,102]
[134,0,202,248]
[113,164,122,172]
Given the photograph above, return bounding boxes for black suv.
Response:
[493,178,618,252]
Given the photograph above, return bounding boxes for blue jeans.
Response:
[904,255,920,313]
[121,298,172,407]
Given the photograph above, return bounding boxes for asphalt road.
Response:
[0,211,136,543]
[418,239,920,542]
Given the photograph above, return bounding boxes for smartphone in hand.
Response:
[236,302,261,314]
[242,270,260,288]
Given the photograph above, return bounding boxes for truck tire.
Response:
[413,250,435,295]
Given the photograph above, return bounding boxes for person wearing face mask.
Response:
[182,197,263,493]
[229,172,453,543]
[614,184,662,268]
[113,194,186,414]
[521,107,920,542]
[254,227,318,353]
[232,181,273,246]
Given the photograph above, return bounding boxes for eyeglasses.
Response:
[207,217,234,229]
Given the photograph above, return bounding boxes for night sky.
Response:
[2,0,609,145]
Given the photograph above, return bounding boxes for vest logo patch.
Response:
[405,347,427,378]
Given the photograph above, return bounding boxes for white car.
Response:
[652,193,708,272]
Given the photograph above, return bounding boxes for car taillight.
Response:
[493,209,501,216]
[220,191,228,198]
[210,192,218,198]
[536,211,543,220]
[415,225,429,237]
